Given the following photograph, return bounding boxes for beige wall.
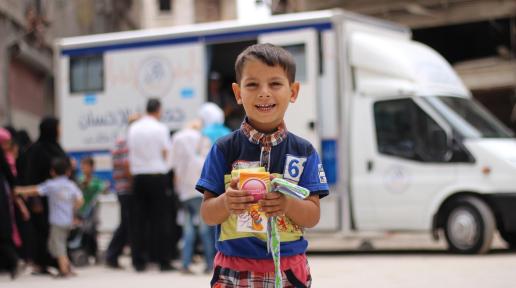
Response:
[140,0,194,28]
[138,0,237,28]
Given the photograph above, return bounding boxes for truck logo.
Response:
[137,56,173,97]
[383,165,410,193]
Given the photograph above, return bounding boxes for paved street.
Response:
[2,251,516,288]
[2,233,516,288]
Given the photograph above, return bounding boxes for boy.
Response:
[196,43,329,287]
[16,158,83,277]
[77,156,105,263]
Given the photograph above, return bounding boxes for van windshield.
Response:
[425,96,513,139]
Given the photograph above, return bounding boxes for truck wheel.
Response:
[444,197,495,254]
[499,230,516,249]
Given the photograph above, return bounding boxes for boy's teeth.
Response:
[257,104,274,108]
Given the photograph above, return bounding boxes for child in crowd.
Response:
[16,158,83,277]
[77,156,105,263]
[196,43,329,287]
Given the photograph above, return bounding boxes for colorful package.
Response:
[235,170,270,233]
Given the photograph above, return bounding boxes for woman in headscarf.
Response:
[3,127,34,266]
[0,144,20,278]
[25,117,66,275]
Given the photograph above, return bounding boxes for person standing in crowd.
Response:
[0,147,20,279]
[0,128,29,269]
[16,158,84,278]
[77,156,105,264]
[2,128,33,267]
[105,113,140,269]
[200,103,232,145]
[170,102,231,275]
[127,99,173,272]
[0,128,18,177]
[25,117,66,275]
[208,71,245,130]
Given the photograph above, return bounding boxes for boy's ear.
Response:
[289,82,300,103]
[232,83,243,105]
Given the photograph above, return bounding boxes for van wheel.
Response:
[444,197,495,254]
[499,230,516,249]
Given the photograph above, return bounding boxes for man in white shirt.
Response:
[127,98,172,272]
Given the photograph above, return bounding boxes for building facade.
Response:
[0,0,137,137]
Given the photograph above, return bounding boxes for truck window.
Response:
[281,44,306,82]
[70,54,104,94]
[374,99,449,162]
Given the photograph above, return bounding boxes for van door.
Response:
[354,97,456,230]
[258,29,320,152]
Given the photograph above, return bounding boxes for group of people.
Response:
[110,99,230,274]
[1,43,329,287]
[0,118,106,278]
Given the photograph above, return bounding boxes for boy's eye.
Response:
[271,82,283,87]
[245,83,257,88]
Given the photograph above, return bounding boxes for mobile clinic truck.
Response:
[55,9,516,254]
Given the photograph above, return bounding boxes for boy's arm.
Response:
[201,177,254,225]
[201,191,230,225]
[70,183,85,210]
[15,185,40,197]
[74,196,84,210]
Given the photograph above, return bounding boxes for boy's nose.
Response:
[258,88,271,98]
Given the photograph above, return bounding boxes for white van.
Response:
[55,9,516,254]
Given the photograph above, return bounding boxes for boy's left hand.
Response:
[258,192,291,217]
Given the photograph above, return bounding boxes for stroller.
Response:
[68,197,99,267]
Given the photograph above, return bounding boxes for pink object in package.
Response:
[239,171,269,202]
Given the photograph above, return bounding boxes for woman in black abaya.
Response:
[25,117,66,274]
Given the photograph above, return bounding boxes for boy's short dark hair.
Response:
[81,156,95,167]
[51,157,71,176]
[235,43,296,84]
[146,98,161,113]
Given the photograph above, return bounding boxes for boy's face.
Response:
[81,162,93,176]
[232,58,299,133]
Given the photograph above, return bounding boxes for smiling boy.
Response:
[197,43,329,287]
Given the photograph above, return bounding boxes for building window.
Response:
[69,54,104,94]
[158,0,172,12]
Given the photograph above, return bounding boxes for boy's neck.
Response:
[246,118,283,134]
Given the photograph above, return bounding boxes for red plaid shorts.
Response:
[210,265,312,288]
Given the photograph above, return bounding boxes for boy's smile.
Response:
[232,58,300,133]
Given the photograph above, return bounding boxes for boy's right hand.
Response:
[224,177,254,215]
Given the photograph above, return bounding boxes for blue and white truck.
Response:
[55,9,516,253]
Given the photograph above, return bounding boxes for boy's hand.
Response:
[15,198,31,221]
[73,217,82,226]
[259,192,291,217]
[224,177,254,215]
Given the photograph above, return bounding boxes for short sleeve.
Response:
[161,125,172,169]
[37,180,52,196]
[70,182,83,201]
[195,144,227,195]
[298,149,330,198]
[169,133,182,170]
[161,125,171,150]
